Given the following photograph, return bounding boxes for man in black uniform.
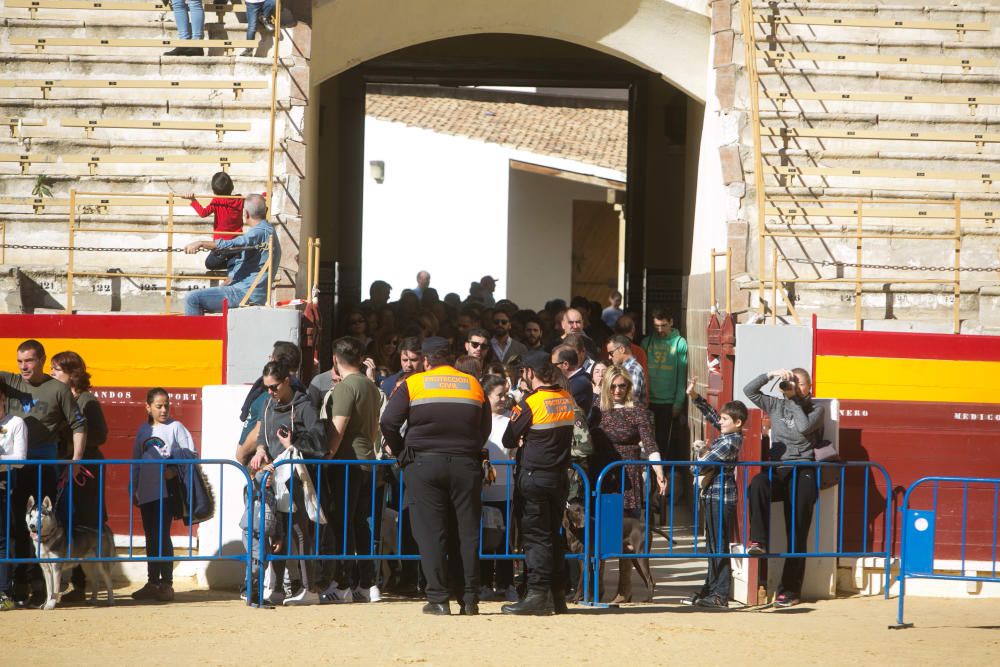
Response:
[501,352,575,615]
[380,337,491,616]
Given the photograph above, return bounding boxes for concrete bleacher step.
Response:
[0,266,223,314]
[0,16,292,54]
[0,52,289,78]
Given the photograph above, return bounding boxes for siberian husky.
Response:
[25,496,116,609]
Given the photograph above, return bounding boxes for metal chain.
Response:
[784,257,998,273]
[0,243,268,253]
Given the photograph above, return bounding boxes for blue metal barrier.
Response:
[0,458,253,606]
[591,459,894,606]
[892,475,1000,629]
[255,458,591,606]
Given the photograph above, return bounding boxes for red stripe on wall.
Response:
[0,313,227,340]
[815,328,1000,363]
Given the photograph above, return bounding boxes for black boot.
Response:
[422,601,451,615]
[459,601,479,616]
[551,588,569,615]
[501,589,554,616]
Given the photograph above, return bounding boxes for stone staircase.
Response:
[0,2,308,313]
[737,0,1000,333]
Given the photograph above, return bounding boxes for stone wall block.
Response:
[714,30,734,68]
[719,144,743,185]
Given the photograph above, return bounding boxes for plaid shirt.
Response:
[690,395,743,506]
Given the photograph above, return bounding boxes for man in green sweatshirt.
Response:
[1,339,87,606]
[641,310,689,495]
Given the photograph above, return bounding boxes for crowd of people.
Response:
[0,272,828,614]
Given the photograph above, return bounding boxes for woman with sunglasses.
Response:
[249,360,328,606]
[592,366,666,518]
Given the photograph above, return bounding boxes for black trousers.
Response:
[406,453,482,605]
[700,498,735,599]
[749,467,818,597]
[327,466,375,589]
[519,469,568,593]
[140,499,174,585]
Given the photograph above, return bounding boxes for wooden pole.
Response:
[725,248,733,315]
[710,247,717,310]
[740,0,768,316]
[166,192,174,314]
[265,0,282,219]
[954,198,962,334]
[312,238,320,302]
[855,199,863,331]
[66,189,76,313]
[771,251,778,325]
[265,234,274,306]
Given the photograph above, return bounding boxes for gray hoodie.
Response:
[743,374,824,462]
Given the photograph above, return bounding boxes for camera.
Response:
[778,379,796,391]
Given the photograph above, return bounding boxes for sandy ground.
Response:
[5,586,1000,666]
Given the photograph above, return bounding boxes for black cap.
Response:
[421,336,450,355]
[520,350,551,372]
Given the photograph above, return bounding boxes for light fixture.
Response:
[370,160,385,184]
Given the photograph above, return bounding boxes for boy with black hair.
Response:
[685,377,747,609]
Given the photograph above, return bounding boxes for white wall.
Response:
[361,118,512,300]
[506,169,609,310]
[361,117,627,304]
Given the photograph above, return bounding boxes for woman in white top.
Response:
[479,374,518,602]
[130,388,195,603]
[1,385,28,609]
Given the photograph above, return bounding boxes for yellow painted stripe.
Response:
[815,355,1000,404]
[1,337,222,388]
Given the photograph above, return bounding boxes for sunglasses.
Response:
[468,340,487,349]
[494,319,509,325]
[263,381,283,393]
[611,382,629,391]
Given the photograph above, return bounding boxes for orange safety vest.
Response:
[524,387,576,432]
[404,365,485,408]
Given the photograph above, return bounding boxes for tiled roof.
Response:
[366,93,628,173]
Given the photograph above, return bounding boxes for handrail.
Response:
[62,189,270,314]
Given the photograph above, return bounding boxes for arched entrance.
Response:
[302,2,712,357]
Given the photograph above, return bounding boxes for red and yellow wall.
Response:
[1,313,227,537]
[813,328,1000,561]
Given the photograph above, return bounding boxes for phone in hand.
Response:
[277,426,290,439]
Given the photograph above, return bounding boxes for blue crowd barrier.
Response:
[591,459,894,606]
[892,475,1000,628]
[0,458,253,606]
[255,458,591,606]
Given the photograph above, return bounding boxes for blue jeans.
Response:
[172,0,204,41]
[184,287,229,315]
[245,1,276,40]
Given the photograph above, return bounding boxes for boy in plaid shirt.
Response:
[685,377,747,609]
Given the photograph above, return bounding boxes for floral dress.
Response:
[592,405,656,512]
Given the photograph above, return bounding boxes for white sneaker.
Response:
[504,585,519,602]
[282,588,319,606]
[321,585,353,604]
[367,585,382,603]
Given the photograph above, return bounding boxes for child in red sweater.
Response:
[183,172,244,271]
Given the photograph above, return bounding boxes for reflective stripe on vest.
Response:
[525,389,576,430]
[405,365,485,408]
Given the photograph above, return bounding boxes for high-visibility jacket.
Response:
[502,385,575,471]
[379,364,491,457]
